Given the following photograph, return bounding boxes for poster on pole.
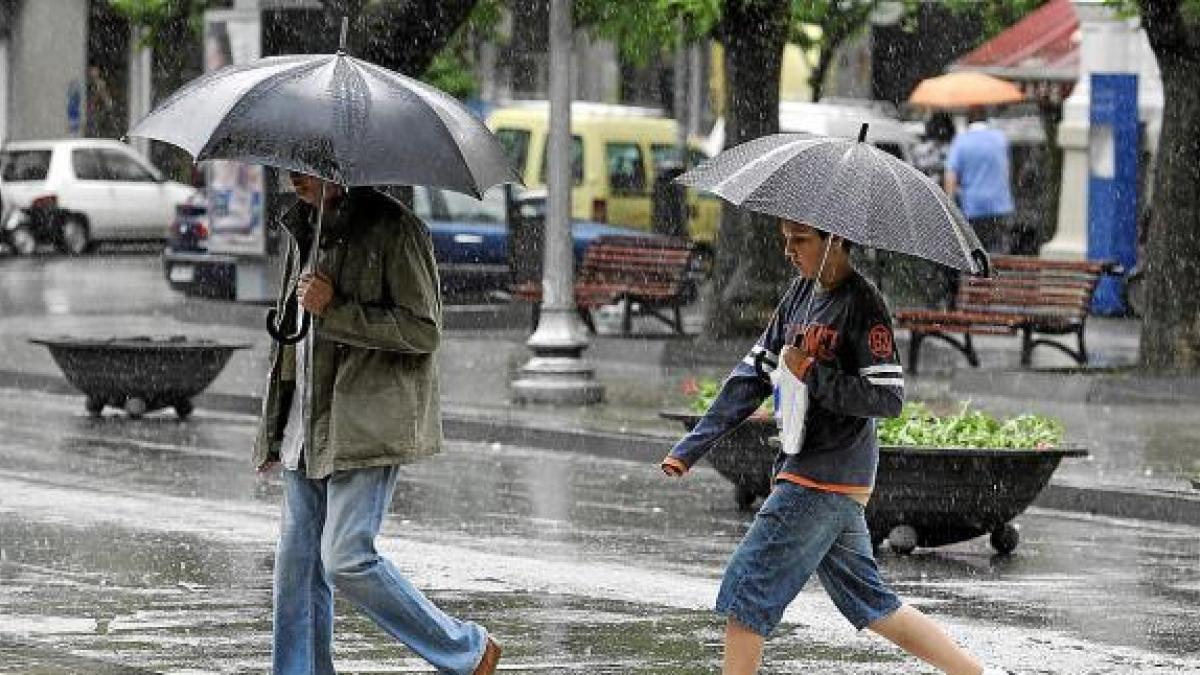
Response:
[202,10,264,257]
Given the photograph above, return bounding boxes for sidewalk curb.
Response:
[3,369,1197,529]
[1034,483,1200,528]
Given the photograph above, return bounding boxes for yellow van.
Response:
[486,101,721,246]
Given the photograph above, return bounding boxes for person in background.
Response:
[944,106,1016,255]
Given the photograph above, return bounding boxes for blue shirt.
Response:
[668,272,904,493]
[946,124,1015,219]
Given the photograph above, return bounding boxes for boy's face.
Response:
[780,220,841,278]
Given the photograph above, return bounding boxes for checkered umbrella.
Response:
[676,126,988,274]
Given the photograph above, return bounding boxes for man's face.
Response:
[780,220,837,278]
[289,172,334,206]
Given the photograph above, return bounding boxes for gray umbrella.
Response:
[676,126,987,274]
[129,31,520,344]
[128,52,517,197]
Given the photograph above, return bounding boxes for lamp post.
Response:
[511,0,603,405]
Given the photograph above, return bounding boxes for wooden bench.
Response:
[510,235,699,336]
[895,256,1119,375]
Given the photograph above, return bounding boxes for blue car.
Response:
[163,186,649,300]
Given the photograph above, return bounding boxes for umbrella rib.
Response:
[708,137,812,197]
[356,59,497,196]
[909,163,977,272]
[877,156,923,261]
[196,57,331,165]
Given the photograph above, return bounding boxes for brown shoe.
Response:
[472,636,501,675]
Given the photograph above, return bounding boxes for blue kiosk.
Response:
[1087,73,1139,315]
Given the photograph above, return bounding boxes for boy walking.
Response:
[661,219,1006,675]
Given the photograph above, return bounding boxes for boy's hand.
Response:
[780,344,811,377]
[298,271,334,316]
[660,456,688,478]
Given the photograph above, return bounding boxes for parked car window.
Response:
[72,149,107,180]
[606,142,646,194]
[651,144,710,171]
[537,135,583,186]
[1,150,52,181]
[99,150,156,182]
[494,128,530,178]
[875,142,905,161]
[440,187,506,223]
[411,186,434,220]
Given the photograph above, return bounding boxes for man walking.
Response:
[944,106,1016,255]
[253,173,501,675]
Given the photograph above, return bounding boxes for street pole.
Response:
[688,41,703,140]
[511,0,603,405]
[674,20,688,164]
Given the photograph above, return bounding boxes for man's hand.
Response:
[298,271,334,316]
[660,456,687,478]
[780,344,811,377]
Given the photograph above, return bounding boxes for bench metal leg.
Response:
[579,307,597,334]
[621,298,633,336]
[962,334,980,367]
[1020,328,1034,367]
[673,304,684,335]
[908,332,926,376]
[1025,331,1089,367]
[911,330,981,374]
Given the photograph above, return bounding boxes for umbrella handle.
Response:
[266,308,309,345]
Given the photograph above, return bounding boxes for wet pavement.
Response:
[2,388,1200,673]
[3,253,1197,496]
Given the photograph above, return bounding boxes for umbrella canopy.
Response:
[675,128,987,274]
[908,71,1025,109]
[129,52,518,197]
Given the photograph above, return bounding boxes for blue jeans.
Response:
[274,466,488,674]
[716,482,902,636]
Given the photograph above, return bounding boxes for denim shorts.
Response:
[716,482,902,636]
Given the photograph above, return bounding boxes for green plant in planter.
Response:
[684,376,773,416]
[684,377,1063,449]
[877,401,1064,449]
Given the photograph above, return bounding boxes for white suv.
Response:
[0,139,197,254]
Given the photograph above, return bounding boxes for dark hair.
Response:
[815,229,856,253]
[926,112,955,143]
[966,106,987,124]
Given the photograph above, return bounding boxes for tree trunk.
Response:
[1139,60,1200,371]
[361,0,481,76]
[317,0,479,77]
[809,45,834,103]
[705,0,791,338]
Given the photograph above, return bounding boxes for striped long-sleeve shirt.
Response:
[668,271,904,496]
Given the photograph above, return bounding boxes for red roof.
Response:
[952,0,1079,82]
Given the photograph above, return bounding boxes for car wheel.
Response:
[9,225,37,255]
[60,218,90,255]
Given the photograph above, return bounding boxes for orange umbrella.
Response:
[908,71,1025,109]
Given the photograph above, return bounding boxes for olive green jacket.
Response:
[252,187,442,478]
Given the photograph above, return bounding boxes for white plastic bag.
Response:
[771,365,808,455]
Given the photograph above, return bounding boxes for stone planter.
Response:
[660,411,1088,554]
[31,336,248,419]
